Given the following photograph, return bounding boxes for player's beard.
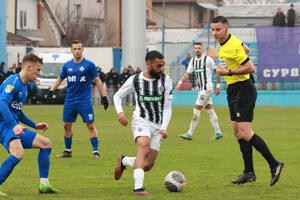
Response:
[150,68,162,79]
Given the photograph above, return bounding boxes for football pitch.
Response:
[0,105,299,200]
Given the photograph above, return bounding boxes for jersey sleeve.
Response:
[186,58,194,73]
[207,56,216,70]
[113,76,135,113]
[90,61,99,78]
[0,77,20,127]
[59,63,67,79]
[161,75,173,130]
[232,40,249,65]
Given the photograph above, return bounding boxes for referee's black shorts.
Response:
[227,79,257,122]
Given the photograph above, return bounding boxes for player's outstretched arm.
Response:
[117,112,128,126]
[49,78,63,92]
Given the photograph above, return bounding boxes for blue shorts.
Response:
[63,102,95,123]
[0,127,37,152]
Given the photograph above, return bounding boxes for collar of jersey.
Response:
[220,34,231,46]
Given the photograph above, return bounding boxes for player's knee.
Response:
[192,109,201,121]
[64,123,72,130]
[42,137,52,148]
[12,149,24,160]
[86,123,96,131]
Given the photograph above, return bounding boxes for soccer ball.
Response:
[164,171,186,192]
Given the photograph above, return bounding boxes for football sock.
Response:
[90,137,99,152]
[134,168,144,190]
[64,136,72,151]
[122,156,135,168]
[0,155,20,185]
[38,148,51,178]
[238,139,254,173]
[187,108,201,136]
[206,108,221,133]
[249,134,278,169]
[40,178,49,185]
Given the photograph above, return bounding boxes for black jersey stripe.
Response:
[133,73,145,119]
[152,79,160,124]
[143,80,154,122]
[203,56,207,90]
[160,74,166,124]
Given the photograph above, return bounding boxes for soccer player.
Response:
[0,53,58,196]
[113,51,173,195]
[48,40,108,159]
[176,42,223,141]
[211,16,284,186]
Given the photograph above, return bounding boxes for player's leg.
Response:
[133,136,151,195]
[86,122,101,158]
[143,128,161,171]
[231,121,256,184]
[0,137,23,196]
[29,132,58,193]
[57,103,77,158]
[205,104,223,141]
[78,102,100,158]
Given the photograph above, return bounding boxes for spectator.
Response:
[127,65,135,76]
[97,66,107,85]
[181,53,191,70]
[273,8,286,27]
[5,67,15,79]
[0,62,5,74]
[119,68,132,105]
[287,4,296,27]
[15,62,22,74]
[106,68,120,105]
[136,67,142,73]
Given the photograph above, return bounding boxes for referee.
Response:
[211,16,284,186]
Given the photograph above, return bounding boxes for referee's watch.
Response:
[228,70,233,76]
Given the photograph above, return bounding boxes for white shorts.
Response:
[131,116,162,151]
[195,90,213,106]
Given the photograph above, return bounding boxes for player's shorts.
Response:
[0,126,37,152]
[63,101,95,123]
[131,116,162,151]
[195,90,213,106]
[227,79,257,122]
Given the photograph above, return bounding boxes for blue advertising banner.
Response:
[256,27,300,82]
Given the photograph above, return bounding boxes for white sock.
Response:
[206,108,221,133]
[187,108,201,136]
[134,168,144,190]
[40,178,49,185]
[122,156,135,168]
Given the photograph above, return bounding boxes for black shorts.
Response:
[227,79,257,122]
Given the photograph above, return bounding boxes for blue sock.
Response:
[0,155,20,185]
[90,137,99,152]
[64,136,72,151]
[38,148,51,178]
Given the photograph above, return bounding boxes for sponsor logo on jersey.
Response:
[79,66,85,71]
[194,68,204,73]
[68,68,73,72]
[138,95,163,103]
[5,85,15,93]
[11,101,23,110]
[18,92,23,97]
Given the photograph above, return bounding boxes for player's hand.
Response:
[101,96,109,110]
[118,112,128,126]
[35,122,48,132]
[160,129,168,139]
[215,65,228,76]
[46,90,53,104]
[13,124,26,135]
[175,83,181,91]
[215,88,220,96]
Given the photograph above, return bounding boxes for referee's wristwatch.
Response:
[228,70,233,76]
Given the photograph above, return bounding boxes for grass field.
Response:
[0,105,299,200]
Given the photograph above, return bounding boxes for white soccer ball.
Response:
[164,171,186,192]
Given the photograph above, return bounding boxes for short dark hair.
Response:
[72,40,82,46]
[145,50,164,62]
[291,3,294,7]
[22,53,43,65]
[211,16,228,24]
[194,42,203,46]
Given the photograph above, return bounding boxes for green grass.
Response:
[0,105,299,199]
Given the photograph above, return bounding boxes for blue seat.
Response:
[248,42,258,48]
[248,49,258,56]
[253,58,258,65]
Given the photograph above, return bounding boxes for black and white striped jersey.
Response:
[187,55,216,91]
[114,72,173,128]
